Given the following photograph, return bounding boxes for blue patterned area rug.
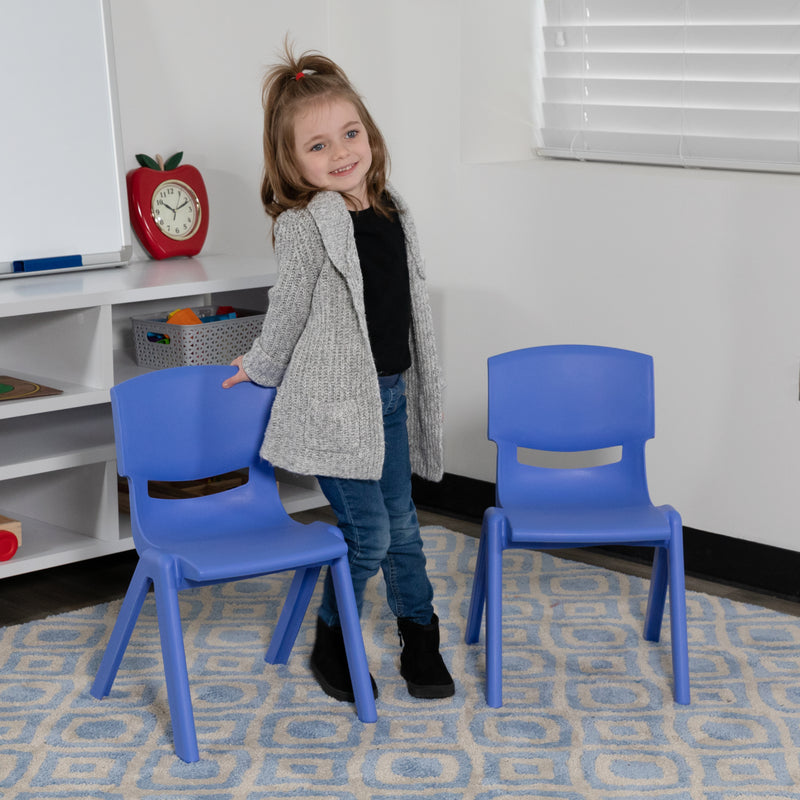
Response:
[2,526,800,799]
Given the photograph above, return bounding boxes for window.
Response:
[535,0,800,173]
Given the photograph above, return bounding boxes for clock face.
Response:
[151,180,201,241]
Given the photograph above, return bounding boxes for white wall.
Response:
[109,0,800,552]
[109,0,330,259]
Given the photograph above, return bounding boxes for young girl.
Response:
[222,46,453,701]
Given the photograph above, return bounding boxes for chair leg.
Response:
[644,546,668,642]
[265,566,321,665]
[484,508,508,708]
[329,555,377,724]
[90,559,152,699]
[151,556,199,763]
[667,516,691,705]
[465,517,488,645]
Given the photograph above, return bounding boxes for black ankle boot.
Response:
[309,617,378,703]
[397,613,455,699]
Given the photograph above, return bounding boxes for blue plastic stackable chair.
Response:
[465,345,690,708]
[91,365,376,762]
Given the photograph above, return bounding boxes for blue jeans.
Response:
[316,375,434,628]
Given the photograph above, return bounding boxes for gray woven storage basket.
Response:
[132,306,265,368]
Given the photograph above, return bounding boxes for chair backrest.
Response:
[488,345,655,509]
[111,365,281,551]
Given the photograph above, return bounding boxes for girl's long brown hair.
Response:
[260,42,393,227]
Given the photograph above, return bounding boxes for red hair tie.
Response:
[295,71,306,81]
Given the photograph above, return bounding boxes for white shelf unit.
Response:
[0,255,325,579]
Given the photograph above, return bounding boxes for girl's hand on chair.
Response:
[222,356,251,388]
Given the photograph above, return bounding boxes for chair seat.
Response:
[502,503,673,546]
[166,521,348,583]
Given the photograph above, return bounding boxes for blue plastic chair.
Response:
[90,365,376,762]
[465,345,690,708]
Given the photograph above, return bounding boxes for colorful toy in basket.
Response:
[165,307,238,326]
[167,308,203,325]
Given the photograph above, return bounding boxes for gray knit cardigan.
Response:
[241,186,444,482]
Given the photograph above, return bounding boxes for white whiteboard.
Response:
[0,0,130,275]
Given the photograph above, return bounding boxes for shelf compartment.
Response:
[0,406,115,479]
[0,369,109,420]
[0,305,112,384]
[0,510,132,578]
[0,305,113,419]
[0,462,121,578]
[275,469,323,514]
[110,294,208,367]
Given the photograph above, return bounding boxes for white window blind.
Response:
[536,0,800,172]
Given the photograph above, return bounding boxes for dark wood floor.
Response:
[2,506,799,628]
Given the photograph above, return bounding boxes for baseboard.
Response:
[412,473,495,523]
[412,472,800,602]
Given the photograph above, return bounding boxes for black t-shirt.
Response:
[349,204,411,376]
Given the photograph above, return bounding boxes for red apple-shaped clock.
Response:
[127,152,209,259]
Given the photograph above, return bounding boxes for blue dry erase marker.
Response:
[13,255,83,273]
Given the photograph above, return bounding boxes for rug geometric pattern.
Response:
[1,526,800,799]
